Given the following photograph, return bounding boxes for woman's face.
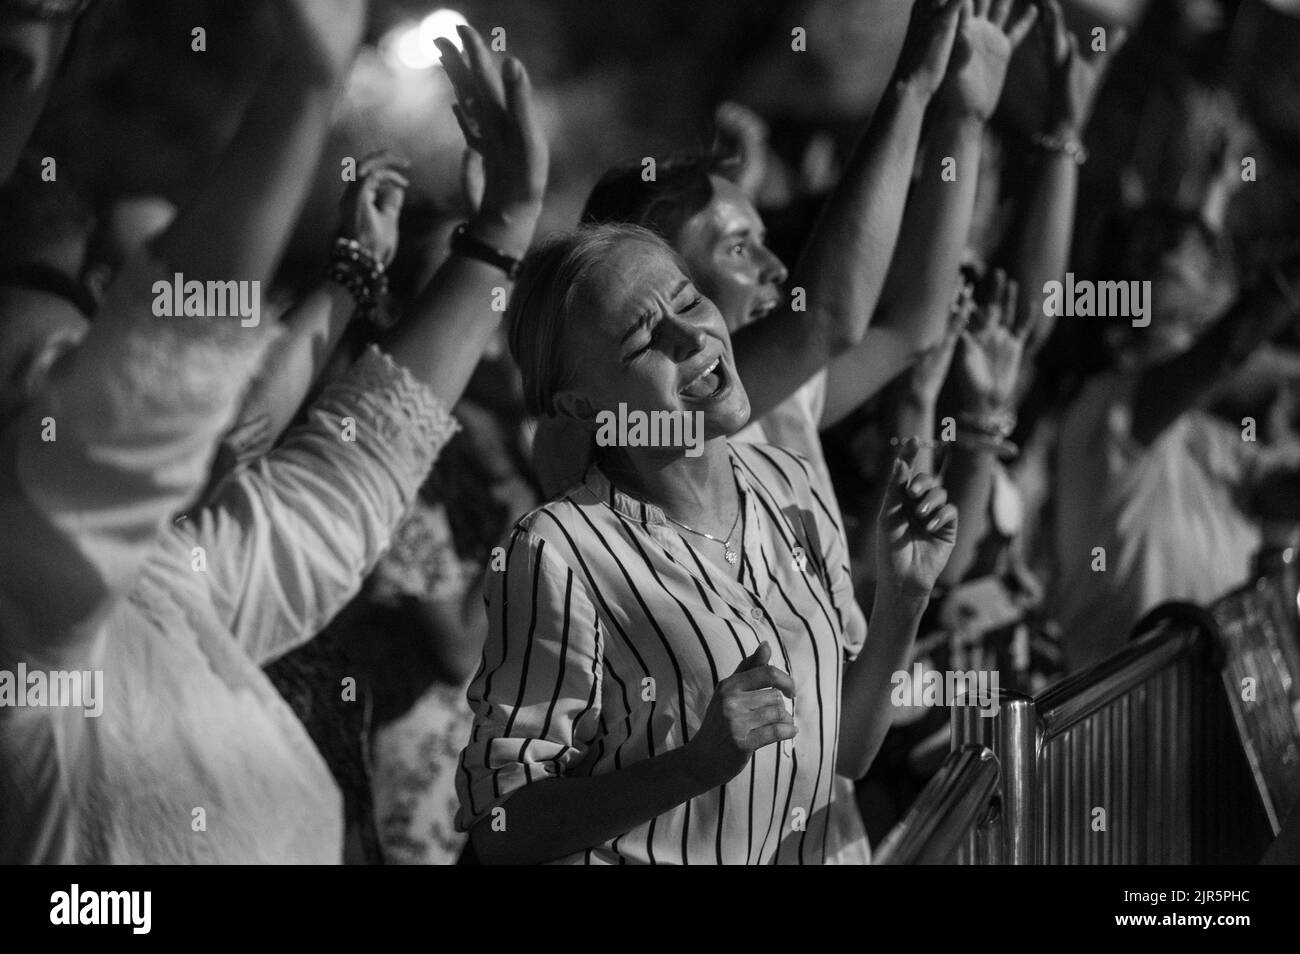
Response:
[557,238,750,441]
[673,175,788,333]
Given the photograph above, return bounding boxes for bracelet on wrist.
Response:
[1030,130,1088,165]
[889,436,944,451]
[451,223,523,280]
[957,409,1017,439]
[955,430,1019,460]
[326,237,390,328]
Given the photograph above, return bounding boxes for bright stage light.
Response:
[381,10,467,72]
[420,9,470,52]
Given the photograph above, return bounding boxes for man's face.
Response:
[556,238,751,442]
[673,175,789,333]
[0,13,77,183]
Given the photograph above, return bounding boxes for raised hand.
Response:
[436,25,548,234]
[1041,0,1125,135]
[712,101,770,199]
[954,269,1034,414]
[339,151,410,267]
[684,643,796,789]
[280,0,368,84]
[892,0,965,98]
[877,440,958,599]
[940,0,1039,121]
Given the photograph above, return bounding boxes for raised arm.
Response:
[820,0,1038,430]
[839,442,957,778]
[1013,0,1123,365]
[150,0,368,288]
[1131,257,1300,448]
[939,272,1032,586]
[0,0,368,655]
[188,25,549,663]
[730,0,963,422]
[224,152,410,466]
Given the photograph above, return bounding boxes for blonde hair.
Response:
[507,223,684,418]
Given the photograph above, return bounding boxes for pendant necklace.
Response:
[663,505,742,565]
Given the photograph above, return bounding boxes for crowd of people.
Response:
[1,0,1297,864]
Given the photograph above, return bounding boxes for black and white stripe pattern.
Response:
[455,441,866,864]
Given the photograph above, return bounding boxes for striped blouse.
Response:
[455,441,867,864]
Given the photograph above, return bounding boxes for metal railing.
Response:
[949,604,1272,863]
[876,574,1300,864]
[874,745,1000,865]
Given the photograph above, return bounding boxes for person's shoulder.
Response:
[731,440,818,498]
[508,485,608,557]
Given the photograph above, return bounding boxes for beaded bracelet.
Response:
[958,409,1017,440]
[326,237,390,328]
[1030,131,1088,165]
[889,436,944,450]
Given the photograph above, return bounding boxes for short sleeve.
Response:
[455,526,603,832]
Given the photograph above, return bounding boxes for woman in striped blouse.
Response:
[455,224,957,864]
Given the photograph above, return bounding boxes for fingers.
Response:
[904,474,949,533]
[745,688,791,711]
[372,173,408,217]
[751,702,794,726]
[958,0,974,33]
[729,661,796,698]
[1042,0,1069,63]
[987,268,1008,327]
[502,55,535,132]
[357,150,411,179]
[1001,277,1020,331]
[450,103,482,150]
[990,0,1012,27]
[914,486,949,526]
[365,167,410,191]
[974,0,991,18]
[904,471,942,503]
[435,37,476,104]
[890,435,920,488]
[733,641,771,673]
[1005,1,1040,48]
[746,722,798,750]
[457,23,506,107]
[924,503,960,540]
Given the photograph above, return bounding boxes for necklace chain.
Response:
[599,458,743,565]
[661,506,742,564]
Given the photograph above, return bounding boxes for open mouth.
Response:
[679,356,729,402]
[750,299,778,320]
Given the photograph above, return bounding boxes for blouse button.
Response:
[750,606,764,620]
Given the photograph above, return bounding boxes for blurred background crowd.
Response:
[5,0,1300,863]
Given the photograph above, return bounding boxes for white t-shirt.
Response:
[1053,370,1260,670]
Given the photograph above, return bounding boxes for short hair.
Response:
[581,153,723,243]
[507,223,681,418]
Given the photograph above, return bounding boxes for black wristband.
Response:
[450,223,522,281]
